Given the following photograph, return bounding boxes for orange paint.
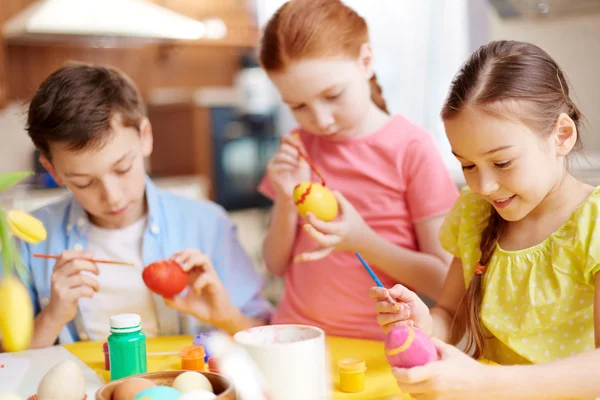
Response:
[179,345,206,371]
[294,183,312,205]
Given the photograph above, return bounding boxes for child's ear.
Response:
[554,112,578,157]
[140,118,154,158]
[358,42,374,80]
[39,155,64,186]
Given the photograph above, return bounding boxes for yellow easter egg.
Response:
[0,277,33,352]
[293,182,338,222]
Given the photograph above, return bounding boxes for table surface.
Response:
[61,335,410,400]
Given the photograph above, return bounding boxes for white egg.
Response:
[172,371,213,393]
[37,360,86,400]
[0,393,24,400]
[177,390,216,400]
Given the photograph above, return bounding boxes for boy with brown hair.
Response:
[4,63,271,348]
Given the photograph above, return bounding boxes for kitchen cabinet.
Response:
[0,0,37,107]
[147,101,214,200]
[0,44,6,108]
[0,0,258,103]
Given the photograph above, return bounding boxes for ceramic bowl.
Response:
[94,370,235,400]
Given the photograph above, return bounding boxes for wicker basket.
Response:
[95,370,235,400]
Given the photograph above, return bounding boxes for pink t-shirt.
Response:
[258,115,459,341]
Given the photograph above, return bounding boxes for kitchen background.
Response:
[0,0,599,305]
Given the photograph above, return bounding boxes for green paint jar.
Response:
[107,313,147,381]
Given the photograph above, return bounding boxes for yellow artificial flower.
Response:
[0,276,33,352]
[7,210,47,244]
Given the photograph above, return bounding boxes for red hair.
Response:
[259,0,388,113]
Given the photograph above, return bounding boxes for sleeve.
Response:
[583,216,600,285]
[438,189,467,258]
[583,256,600,285]
[401,133,459,223]
[209,212,274,322]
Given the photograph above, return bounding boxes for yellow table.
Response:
[63,335,410,400]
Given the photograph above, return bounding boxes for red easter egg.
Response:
[142,260,188,298]
[384,326,437,368]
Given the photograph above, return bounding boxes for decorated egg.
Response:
[36,360,86,400]
[112,377,156,400]
[133,386,180,400]
[293,182,338,222]
[384,326,437,368]
[171,371,213,393]
[142,260,188,298]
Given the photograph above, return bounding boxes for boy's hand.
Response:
[47,250,99,325]
[266,133,311,200]
[294,191,372,262]
[369,284,433,335]
[163,249,237,329]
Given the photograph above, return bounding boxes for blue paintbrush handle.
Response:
[355,252,400,311]
[355,252,384,287]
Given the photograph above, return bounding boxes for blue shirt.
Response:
[6,176,272,343]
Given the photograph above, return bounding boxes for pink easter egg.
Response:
[384,326,437,368]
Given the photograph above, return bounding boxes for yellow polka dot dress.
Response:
[439,187,599,364]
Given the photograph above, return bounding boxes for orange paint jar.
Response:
[338,358,366,393]
[179,345,206,371]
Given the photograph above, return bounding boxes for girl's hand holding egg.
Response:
[294,191,371,263]
[391,338,491,400]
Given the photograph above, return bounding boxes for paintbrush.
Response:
[355,252,401,312]
[290,132,327,186]
[33,253,135,267]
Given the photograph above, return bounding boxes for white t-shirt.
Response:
[78,216,159,341]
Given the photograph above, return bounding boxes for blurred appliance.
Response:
[210,107,279,210]
[2,0,226,43]
[148,68,281,211]
[489,0,600,19]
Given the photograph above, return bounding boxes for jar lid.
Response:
[338,358,366,373]
[110,313,141,333]
[180,345,206,359]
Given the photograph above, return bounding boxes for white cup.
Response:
[233,324,330,400]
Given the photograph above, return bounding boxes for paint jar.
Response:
[102,341,110,370]
[207,356,219,373]
[108,313,147,381]
[180,345,206,371]
[338,358,366,393]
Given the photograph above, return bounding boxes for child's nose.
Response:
[477,172,500,196]
[312,109,334,131]
[102,178,124,206]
